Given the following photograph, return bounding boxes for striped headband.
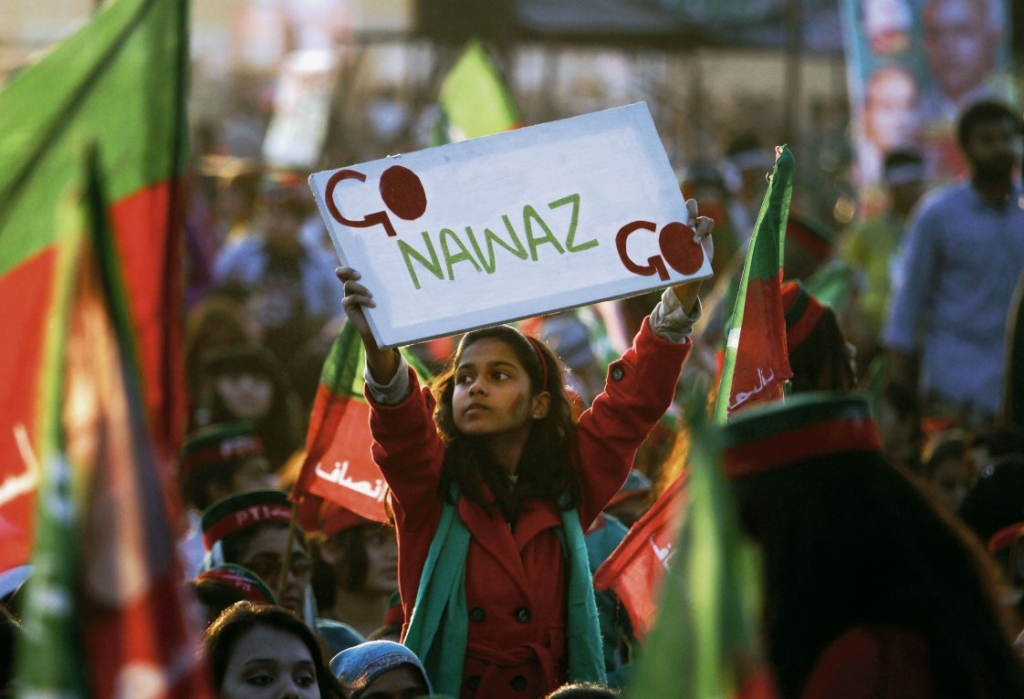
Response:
[721,393,881,480]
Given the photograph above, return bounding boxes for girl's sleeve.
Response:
[574,312,690,526]
[365,367,445,532]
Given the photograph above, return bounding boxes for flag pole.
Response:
[277,506,301,601]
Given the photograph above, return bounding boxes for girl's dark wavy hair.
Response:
[202,601,344,698]
[431,325,581,520]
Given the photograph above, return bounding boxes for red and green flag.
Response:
[17,151,212,699]
[625,393,775,699]
[713,146,794,422]
[291,322,432,534]
[0,0,189,573]
[432,39,521,145]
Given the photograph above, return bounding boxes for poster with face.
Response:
[841,0,1015,216]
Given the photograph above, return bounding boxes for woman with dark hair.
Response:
[335,200,714,698]
[202,601,344,699]
[313,519,399,638]
[202,345,305,471]
[723,393,1024,698]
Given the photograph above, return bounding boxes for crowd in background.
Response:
[2,58,1024,697]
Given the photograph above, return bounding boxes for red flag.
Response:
[291,322,432,533]
[714,146,795,421]
[593,473,689,640]
[16,150,212,698]
[0,0,189,573]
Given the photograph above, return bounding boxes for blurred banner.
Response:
[263,48,341,170]
[840,0,1016,215]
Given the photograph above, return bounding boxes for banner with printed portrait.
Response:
[841,0,1016,216]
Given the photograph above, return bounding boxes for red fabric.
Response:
[369,320,690,699]
[727,275,793,415]
[109,181,187,469]
[293,385,390,527]
[593,473,688,639]
[0,248,56,572]
[801,626,933,699]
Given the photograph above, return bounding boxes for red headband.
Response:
[203,503,293,549]
[721,395,882,480]
[988,522,1024,554]
[724,415,881,479]
[197,568,274,604]
[525,336,549,390]
[183,435,264,473]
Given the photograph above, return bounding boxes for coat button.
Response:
[468,676,481,691]
[513,606,531,623]
[510,675,528,691]
[469,606,486,623]
[610,365,625,381]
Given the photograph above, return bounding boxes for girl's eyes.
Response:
[247,674,273,687]
[455,369,512,384]
[245,671,315,688]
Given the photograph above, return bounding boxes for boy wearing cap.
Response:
[199,488,363,656]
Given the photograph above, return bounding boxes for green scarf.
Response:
[403,492,606,696]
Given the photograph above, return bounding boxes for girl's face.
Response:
[220,624,320,699]
[452,338,548,438]
[361,526,399,597]
[238,527,313,614]
[216,372,274,422]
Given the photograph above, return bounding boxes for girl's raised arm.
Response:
[336,266,401,384]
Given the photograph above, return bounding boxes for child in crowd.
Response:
[337,200,713,698]
[330,640,433,699]
[919,429,974,513]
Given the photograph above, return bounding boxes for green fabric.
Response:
[584,514,635,687]
[0,0,188,275]
[404,492,605,696]
[435,40,519,144]
[15,154,97,696]
[402,494,470,696]
[627,389,766,699]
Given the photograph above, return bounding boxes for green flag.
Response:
[626,388,774,699]
[714,146,795,423]
[17,149,213,698]
[434,39,521,144]
[0,0,189,572]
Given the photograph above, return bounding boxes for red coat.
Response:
[368,320,689,699]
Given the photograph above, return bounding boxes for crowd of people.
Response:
[2,89,1023,698]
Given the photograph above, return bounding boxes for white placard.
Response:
[309,102,711,348]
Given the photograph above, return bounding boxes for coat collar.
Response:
[455,485,561,600]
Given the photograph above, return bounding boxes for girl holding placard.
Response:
[336,200,713,699]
